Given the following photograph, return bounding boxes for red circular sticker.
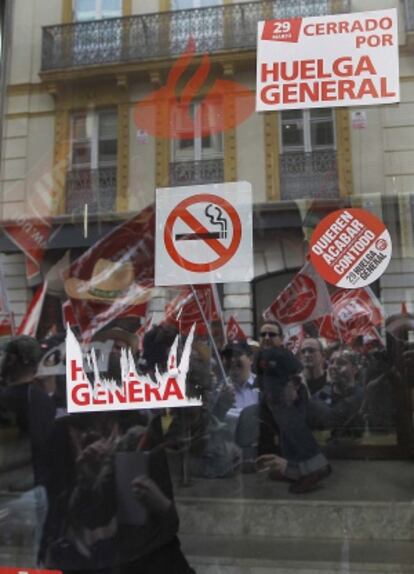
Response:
[310,208,392,289]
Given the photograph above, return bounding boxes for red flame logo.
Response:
[134,39,255,140]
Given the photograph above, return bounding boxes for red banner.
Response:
[3,157,67,280]
[17,282,48,337]
[63,206,155,341]
[0,263,14,336]
[226,315,247,342]
[0,569,61,574]
[163,285,220,335]
[263,261,331,327]
[0,316,14,337]
[317,287,384,344]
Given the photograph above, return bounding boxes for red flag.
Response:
[317,287,384,344]
[285,325,305,355]
[4,157,67,280]
[226,315,247,342]
[17,282,48,337]
[63,206,154,341]
[0,263,15,336]
[263,261,331,328]
[163,285,220,335]
[0,317,14,337]
[62,300,78,328]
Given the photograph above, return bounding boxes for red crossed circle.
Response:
[164,194,241,273]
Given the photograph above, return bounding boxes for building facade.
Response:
[2,0,413,332]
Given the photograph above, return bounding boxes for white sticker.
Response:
[155,182,253,286]
[256,9,399,111]
[66,325,202,413]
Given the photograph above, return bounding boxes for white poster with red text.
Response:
[66,325,201,413]
[256,9,399,111]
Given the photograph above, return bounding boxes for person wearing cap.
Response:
[257,321,331,494]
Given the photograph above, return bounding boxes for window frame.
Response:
[69,108,118,171]
[171,101,223,163]
[73,0,122,22]
[280,108,336,154]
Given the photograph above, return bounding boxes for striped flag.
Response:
[17,282,48,337]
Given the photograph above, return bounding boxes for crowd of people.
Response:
[0,317,400,573]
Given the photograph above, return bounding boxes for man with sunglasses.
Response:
[259,322,284,349]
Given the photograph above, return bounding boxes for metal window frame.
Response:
[280,108,337,153]
[73,0,122,21]
[70,109,118,170]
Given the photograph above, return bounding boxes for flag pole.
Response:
[190,284,228,384]
[212,283,227,344]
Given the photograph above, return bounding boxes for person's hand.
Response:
[77,425,119,464]
[131,476,172,514]
[218,383,236,411]
[284,380,298,404]
[256,454,287,476]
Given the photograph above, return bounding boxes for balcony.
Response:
[41,0,350,74]
[280,150,339,200]
[169,159,224,187]
[65,167,117,215]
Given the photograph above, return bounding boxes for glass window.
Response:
[70,109,117,169]
[74,0,121,21]
[172,0,223,8]
[281,109,335,152]
[2,2,414,574]
[172,101,223,161]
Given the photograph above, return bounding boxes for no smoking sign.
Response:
[155,182,253,286]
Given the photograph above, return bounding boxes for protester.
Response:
[42,326,195,574]
[226,342,258,414]
[0,335,57,564]
[256,321,331,493]
[308,347,364,439]
[221,342,260,466]
[300,337,327,396]
[166,339,242,480]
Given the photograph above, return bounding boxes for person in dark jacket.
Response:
[257,322,331,494]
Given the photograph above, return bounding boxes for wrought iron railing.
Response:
[41,0,350,71]
[404,0,414,31]
[65,167,117,215]
[280,150,339,200]
[169,159,224,186]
